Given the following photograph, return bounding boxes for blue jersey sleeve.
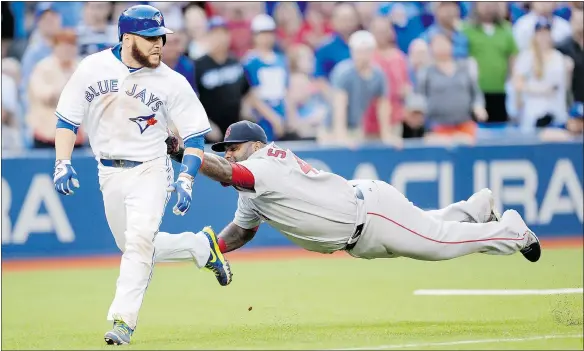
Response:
[243,59,260,87]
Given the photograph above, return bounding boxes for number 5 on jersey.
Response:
[267,147,318,175]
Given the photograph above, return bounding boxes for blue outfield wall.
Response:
[1,140,583,259]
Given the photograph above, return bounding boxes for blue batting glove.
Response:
[53,160,80,195]
[166,175,193,216]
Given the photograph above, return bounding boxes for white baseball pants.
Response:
[99,156,161,329]
[100,155,212,329]
[348,180,529,260]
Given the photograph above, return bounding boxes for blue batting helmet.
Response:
[118,5,173,45]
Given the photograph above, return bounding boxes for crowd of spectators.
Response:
[2,1,583,152]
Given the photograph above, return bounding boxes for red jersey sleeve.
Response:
[223,163,255,190]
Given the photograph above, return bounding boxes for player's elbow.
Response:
[242,226,259,241]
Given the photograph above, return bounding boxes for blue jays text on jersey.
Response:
[85,80,164,113]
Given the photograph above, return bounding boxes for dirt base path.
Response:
[2,237,582,273]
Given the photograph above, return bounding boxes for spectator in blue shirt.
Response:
[420,2,469,59]
[314,3,360,82]
[243,14,290,141]
[162,30,197,94]
[20,3,62,114]
[378,2,427,53]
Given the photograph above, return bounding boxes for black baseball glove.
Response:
[165,133,184,163]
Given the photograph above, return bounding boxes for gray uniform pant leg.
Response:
[348,181,528,261]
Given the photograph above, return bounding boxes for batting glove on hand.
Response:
[167,175,193,216]
[53,160,80,195]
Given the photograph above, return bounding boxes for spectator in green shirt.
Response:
[463,2,518,124]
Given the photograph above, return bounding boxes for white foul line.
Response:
[413,288,584,296]
[333,334,584,350]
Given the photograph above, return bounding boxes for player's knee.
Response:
[124,215,160,262]
[124,233,155,263]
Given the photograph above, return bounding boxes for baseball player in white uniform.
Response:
[163,120,541,268]
[52,5,232,346]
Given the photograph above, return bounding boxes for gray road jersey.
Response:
[233,143,361,253]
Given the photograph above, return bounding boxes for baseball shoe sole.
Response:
[520,229,541,262]
[202,226,233,286]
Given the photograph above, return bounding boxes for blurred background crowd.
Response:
[1,1,583,152]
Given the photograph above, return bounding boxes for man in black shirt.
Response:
[556,8,583,104]
[195,16,251,143]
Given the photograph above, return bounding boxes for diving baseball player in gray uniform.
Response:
[162,121,541,265]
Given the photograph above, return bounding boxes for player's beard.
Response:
[131,42,161,68]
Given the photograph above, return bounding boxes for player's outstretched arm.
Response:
[165,136,254,189]
[217,222,258,253]
[201,153,256,189]
[166,135,232,183]
[200,152,233,184]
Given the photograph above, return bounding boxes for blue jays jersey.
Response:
[243,51,288,141]
[55,44,211,163]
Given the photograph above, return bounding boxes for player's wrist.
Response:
[178,173,194,184]
[179,153,203,179]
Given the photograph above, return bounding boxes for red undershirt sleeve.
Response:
[220,163,255,189]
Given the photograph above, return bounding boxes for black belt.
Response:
[100,159,143,168]
[345,185,365,251]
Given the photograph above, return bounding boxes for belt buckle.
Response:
[118,160,125,167]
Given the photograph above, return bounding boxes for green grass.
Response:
[2,248,583,350]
